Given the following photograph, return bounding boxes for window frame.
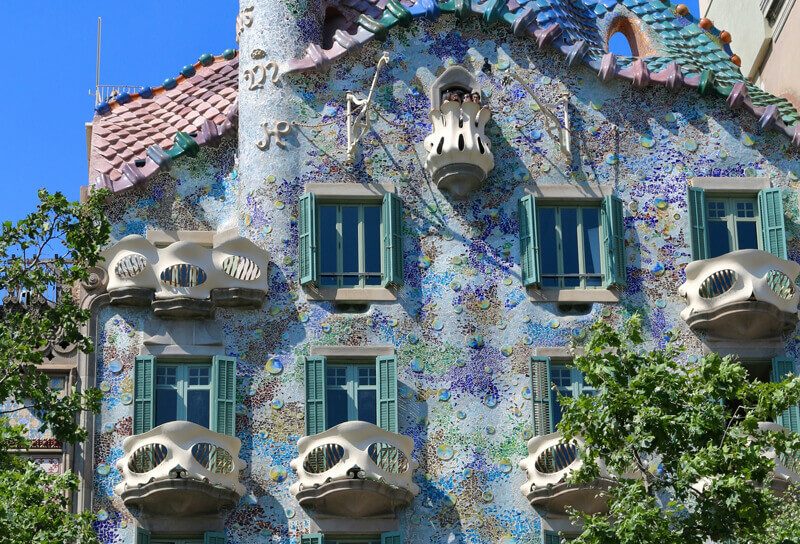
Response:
[704,195,762,256]
[549,363,595,428]
[154,362,213,428]
[325,362,378,427]
[537,203,606,289]
[318,202,384,289]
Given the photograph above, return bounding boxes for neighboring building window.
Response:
[301,533,402,544]
[519,195,625,289]
[538,205,603,288]
[304,355,398,435]
[687,187,786,261]
[529,356,595,436]
[137,531,226,544]
[299,192,404,288]
[133,356,236,436]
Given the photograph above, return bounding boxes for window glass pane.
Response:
[736,201,755,218]
[319,205,338,286]
[364,206,382,286]
[582,208,602,286]
[708,221,731,258]
[357,389,377,424]
[736,221,758,250]
[327,367,347,386]
[538,207,558,287]
[341,206,359,286]
[156,366,176,386]
[358,367,376,386]
[188,367,210,386]
[560,208,579,287]
[155,388,178,426]
[707,200,726,219]
[187,389,210,428]
[326,389,348,428]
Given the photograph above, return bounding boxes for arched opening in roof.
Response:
[605,16,656,58]
[322,7,349,50]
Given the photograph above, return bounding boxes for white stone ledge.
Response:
[305,182,394,200]
[690,177,770,192]
[305,286,397,302]
[528,287,619,303]
[526,183,613,200]
[309,345,395,358]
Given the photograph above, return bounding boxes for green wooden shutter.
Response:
[377,355,399,433]
[518,195,540,286]
[211,356,237,436]
[299,192,318,286]
[771,356,800,433]
[382,531,403,544]
[301,534,324,544]
[382,192,404,287]
[688,187,709,261]
[134,356,155,435]
[531,356,554,436]
[304,356,327,435]
[602,195,626,288]
[758,188,788,259]
[136,528,151,544]
[543,530,561,544]
[204,532,227,544]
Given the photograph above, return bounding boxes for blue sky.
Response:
[0,1,699,223]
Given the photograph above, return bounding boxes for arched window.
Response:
[608,31,634,57]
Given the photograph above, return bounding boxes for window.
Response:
[688,187,786,261]
[519,195,625,289]
[733,357,800,433]
[137,531,225,544]
[538,205,603,288]
[530,356,595,436]
[134,356,236,436]
[304,355,397,435]
[301,533,402,544]
[319,204,382,287]
[299,192,403,289]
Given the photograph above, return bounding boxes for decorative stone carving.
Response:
[115,421,247,521]
[423,66,494,198]
[101,229,270,318]
[289,421,419,517]
[519,431,615,516]
[678,249,800,340]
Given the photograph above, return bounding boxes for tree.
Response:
[0,189,110,543]
[558,315,800,544]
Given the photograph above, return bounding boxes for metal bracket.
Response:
[346,52,390,163]
[510,72,571,158]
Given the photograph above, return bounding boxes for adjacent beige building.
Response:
[700,0,800,110]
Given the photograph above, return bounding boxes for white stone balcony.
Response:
[678,249,799,340]
[114,421,247,520]
[519,432,615,516]
[289,421,419,517]
[758,422,800,493]
[101,229,270,318]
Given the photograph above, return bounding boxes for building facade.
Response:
[34,1,800,542]
[699,0,800,111]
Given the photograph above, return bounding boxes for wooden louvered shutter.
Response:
[758,188,788,259]
[602,195,626,288]
[204,532,227,544]
[771,356,800,433]
[301,534,324,544]
[531,356,554,436]
[211,356,237,436]
[377,356,399,433]
[382,192,404,287]
[134,356,155,435]
[136,528,151,544]
[299,192,318,285]
[688,187,709,261]
[382,531,402,544]
[519,195,540,286]
[304,356,327,435]
[543,530,561,544]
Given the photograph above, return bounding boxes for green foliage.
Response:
[0,189,110,544]
[558,315,800,544]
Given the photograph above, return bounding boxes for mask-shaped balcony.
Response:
[114,421,247,518]
[519,432,615,516]
[289,421,419,518]
[101,230,270,318]
[423,66,494,199]
[678,249,800,340]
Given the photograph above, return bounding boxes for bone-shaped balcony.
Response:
[758,422,800,493]
[519,432,614,516]
[101,230,270,318]
[678,249,800,340]
[289,421,419,518]
[114,421,247,517]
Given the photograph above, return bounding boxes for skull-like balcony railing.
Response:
[101,229,270,318]
[114,421,247,517]
[289,421,419,517]
[423,66,494,199]
[678,249,800,340]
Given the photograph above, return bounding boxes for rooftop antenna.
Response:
[95,17,102,105]
[91,17,142,105]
